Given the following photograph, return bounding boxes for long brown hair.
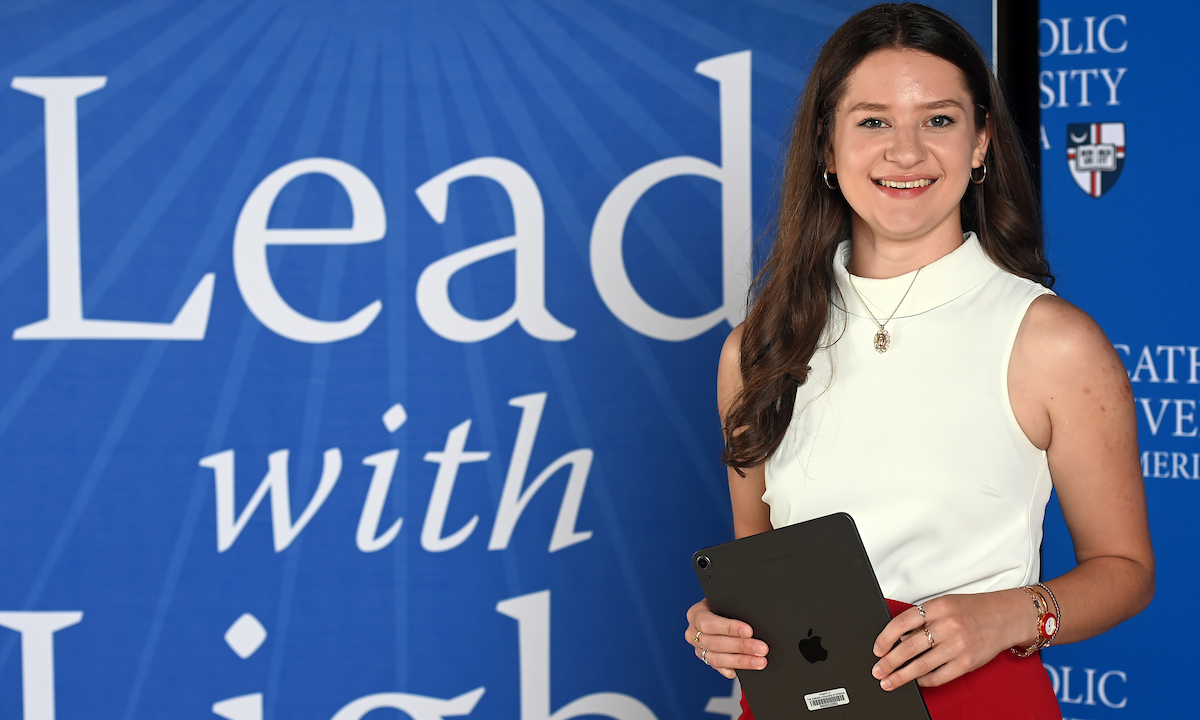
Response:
[722,3,1053,473]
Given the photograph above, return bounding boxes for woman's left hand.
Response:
[870,590,1035,691]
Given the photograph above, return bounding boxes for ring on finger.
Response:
[693,629,703,646]
[917,605,927,622]
[922,627,934,648]
[701,647,710,666]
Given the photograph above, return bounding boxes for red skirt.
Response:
[737,599,1060,720]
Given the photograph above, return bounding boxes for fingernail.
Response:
[740,627,752,638]
[752,657,766,669]
[871,665,881,679]
[872,644,882,657]
[880,679,892,691]
[755,642,768,655]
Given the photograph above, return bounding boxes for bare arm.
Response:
[718,324,773,539]
[1009,295,1154,640]
[684,324,771,678]
[872,295,1154,691]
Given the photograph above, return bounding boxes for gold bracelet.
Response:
[1011,586,1055,658]
[1033,582,1061,647]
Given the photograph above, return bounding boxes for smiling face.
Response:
[827,48,989,254]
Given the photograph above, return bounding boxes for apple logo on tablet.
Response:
[798,629,828,663]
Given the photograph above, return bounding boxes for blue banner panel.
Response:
[1039,1,1196,717]
[0,3,990,720]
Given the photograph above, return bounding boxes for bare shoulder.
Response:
[1015,295,1127,379]
[719,322,745,373]
[717,324,746,419]
[1010,294,1134,450]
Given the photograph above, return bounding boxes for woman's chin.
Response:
[854,212,962,244]
[860,222,939,243]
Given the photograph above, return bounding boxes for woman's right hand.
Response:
[685,598,770,679]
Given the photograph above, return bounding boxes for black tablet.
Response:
[693,512,930,719]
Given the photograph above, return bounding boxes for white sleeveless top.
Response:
[763,233,1054,605]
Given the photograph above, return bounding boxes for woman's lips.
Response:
[873,177,936,198]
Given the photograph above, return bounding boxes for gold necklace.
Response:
[845,268,921,353]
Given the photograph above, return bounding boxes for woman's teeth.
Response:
[876,178,933,189]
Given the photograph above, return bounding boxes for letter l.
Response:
[11,77,214,340]
[0,611,83,720]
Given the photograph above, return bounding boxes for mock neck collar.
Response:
[833,232,999,320]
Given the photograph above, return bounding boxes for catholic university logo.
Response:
[1066,122,1125,198]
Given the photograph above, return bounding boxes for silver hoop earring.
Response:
[823,168,839,190]
[970,163,987,185]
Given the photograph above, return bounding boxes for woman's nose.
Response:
[884,126,927,167]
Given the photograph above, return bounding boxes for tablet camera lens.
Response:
[696,555,710,569]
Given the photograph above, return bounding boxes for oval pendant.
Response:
[873,328,890,353]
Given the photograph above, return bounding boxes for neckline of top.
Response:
[833,232,999,320]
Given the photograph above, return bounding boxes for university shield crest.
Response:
[1066,122,1125,198]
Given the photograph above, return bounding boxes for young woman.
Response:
[683,4,1153,718]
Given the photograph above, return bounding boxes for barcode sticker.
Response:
[803,688,849,711]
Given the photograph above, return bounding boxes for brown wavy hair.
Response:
[722,3,1053,473]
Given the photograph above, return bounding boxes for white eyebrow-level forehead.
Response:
[846,99,968,113]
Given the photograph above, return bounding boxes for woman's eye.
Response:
[929,115,955,128]
[859,117,885,129]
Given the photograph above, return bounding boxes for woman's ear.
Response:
[817,119,835,173]
[973,114,991,168]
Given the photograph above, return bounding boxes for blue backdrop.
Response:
[0,2,1183,720]
[1038,1,1197,718]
